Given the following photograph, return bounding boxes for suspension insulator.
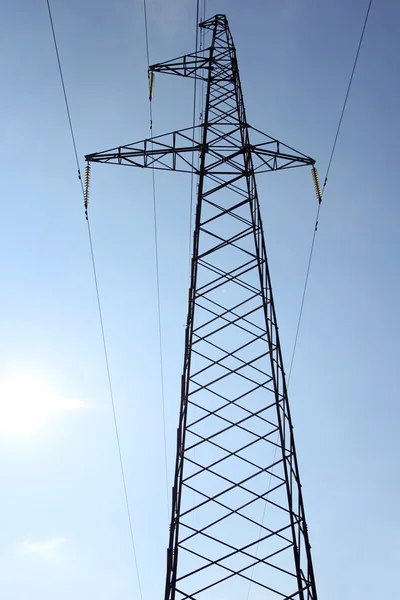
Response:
[311,166,322,204]
[148,70,155,101]
[84,163,91,210]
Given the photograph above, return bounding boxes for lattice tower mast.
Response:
[86,13,318,600]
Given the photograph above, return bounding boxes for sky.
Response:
[0,0,399,598]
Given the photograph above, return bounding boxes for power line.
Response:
[246,4,374,597]
[287,203,320,386]
[45,3,143,598]
[188,0,201,279]
[287,0,373,386]
[322,0,373,192]
[143,0,170,519]
[46,0,81,182]
[85,222,143,600]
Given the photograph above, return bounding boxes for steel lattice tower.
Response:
[86,14,318,600]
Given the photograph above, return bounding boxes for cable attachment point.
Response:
[84,162,91,218]
[311,166,322,204]
[148,70,155,101]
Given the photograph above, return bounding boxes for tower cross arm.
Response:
[247,127,316,172]
[150,50,210,80]
[251,144,315,172]
[85,127,203,173]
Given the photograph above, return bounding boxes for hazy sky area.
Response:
[0,0,399,598]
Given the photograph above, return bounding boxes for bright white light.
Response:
[0,372,84,437]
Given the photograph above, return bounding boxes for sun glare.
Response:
[0,372,83,437]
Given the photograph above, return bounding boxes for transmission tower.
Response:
[86,13,319,600]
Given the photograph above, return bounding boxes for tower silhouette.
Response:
[86,14,318,600]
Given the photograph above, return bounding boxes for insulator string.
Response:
[311,166,322,204]
[84,162,91,216]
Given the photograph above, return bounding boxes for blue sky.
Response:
[0,0,399,598]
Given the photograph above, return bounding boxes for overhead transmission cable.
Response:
[45,2,143,598]
[246,3,373,598]
[287,0,373,386]
[143,0,170,520]
[188,0,204,278]
[187,0,207,534]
